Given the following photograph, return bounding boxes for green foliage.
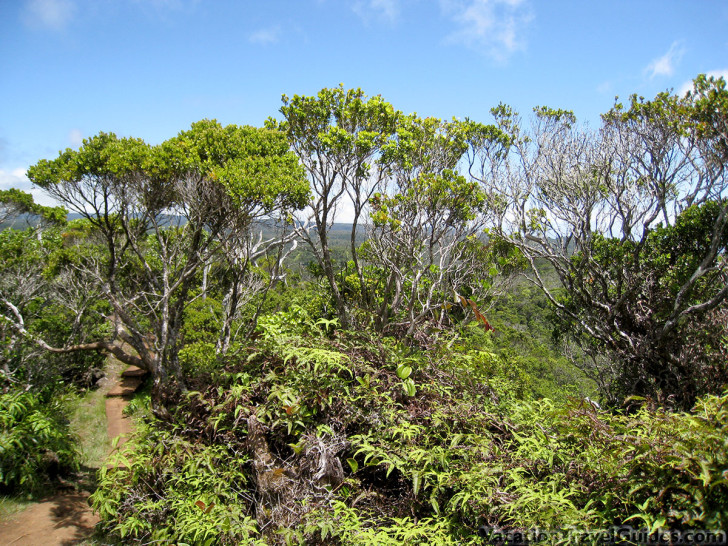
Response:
[10,77,728,543]
[160,119,310,212]
[22,119,311,392]
[179,342,220,378]
[487,273,596,401]
[122,380,152,420]
[0,225,107,391]
[475,75,728,411]
[91,421,262,545]
[559,200,728,407]
[380,114,468,173]
[182,296,223,345]
[358,113,503,336]
[688,74,728,163]
[0,390,78,495]
[0,188,67,226]
[498,394,728,529]
[371,170,484,228]
[276,85,400,162]
[90,297,728,542]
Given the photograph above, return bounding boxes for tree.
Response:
[471,76,728,408]
[0,188,67,229]
[0,190,105,391]
[0,203,108,391]
[558,202,728,405]
[5,121,308,406]
[361,115,515,335]
[272,85,400,327]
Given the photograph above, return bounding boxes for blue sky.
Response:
[1,0,727,206]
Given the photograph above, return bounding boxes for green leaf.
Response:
[403,378,416,397]
[412,472,421,496]
[347,458,359,473]
[430,495,441,516]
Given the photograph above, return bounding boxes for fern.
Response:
[0,390,79,495]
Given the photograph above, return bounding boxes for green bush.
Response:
[92,421,261,545]
[90,309,728,543]
[0,390,79,495]
[179,341,220,378]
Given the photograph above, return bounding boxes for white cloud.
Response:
[644,41,685,79]
[0,168,30,190]
[352,0,400,24]
[440,0,533,62]
[68,129,84,148]
[249,26,281,45]
[0,168,58,207]
[23,0,76,31]
[678,69,728,96]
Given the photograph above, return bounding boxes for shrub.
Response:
[90,309,728,543]
[0,390,79,495]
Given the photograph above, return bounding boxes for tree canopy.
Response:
[471,76,728,408]
[7,121,309,404]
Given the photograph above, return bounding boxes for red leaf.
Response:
[195,500,215,514]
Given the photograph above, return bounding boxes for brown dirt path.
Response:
[0,362,147,546]
[105,371,144,454]
[0,492,99,546]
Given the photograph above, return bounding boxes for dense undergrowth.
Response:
[90,307,728,544]
[0,390,79,495]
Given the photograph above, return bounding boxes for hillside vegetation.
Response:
[1,76,727,543]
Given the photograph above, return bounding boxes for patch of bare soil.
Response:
[0,492,99,546]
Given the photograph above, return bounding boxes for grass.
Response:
[64,359,128,545]
[67,386,110,470]
[71,357,147,546]
[0,357,119,542]
[0,495,33,520]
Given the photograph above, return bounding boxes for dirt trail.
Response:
[105,368,145,455]
[0,363,147,546]
[0,492,99,546]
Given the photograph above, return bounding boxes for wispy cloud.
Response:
[644,41,685,79]
[596,81,613,95]
[678,69,728,96]
[440,0,533,62]
[68,129,84,148]
[23,0,76,31]
[248,25,281,45]
[352,0,401,24]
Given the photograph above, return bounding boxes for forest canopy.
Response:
[5,77,725,408]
